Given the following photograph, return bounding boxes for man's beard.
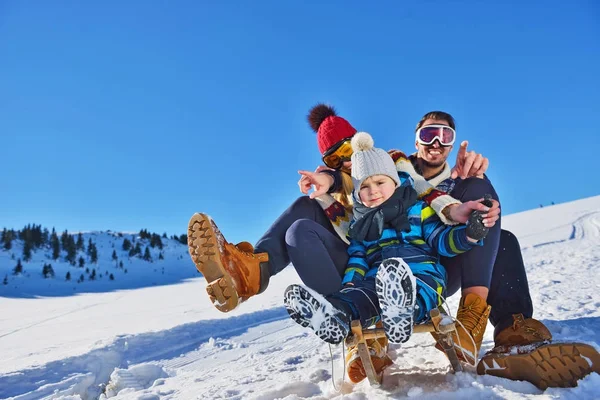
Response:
[421,157,446,168]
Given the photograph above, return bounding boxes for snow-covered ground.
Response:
[1,196,599,399]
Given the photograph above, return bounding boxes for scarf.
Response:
[349,185,419,242]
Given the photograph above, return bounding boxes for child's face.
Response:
[358,175,397,208]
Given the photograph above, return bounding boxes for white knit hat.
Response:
[350,132,400,192]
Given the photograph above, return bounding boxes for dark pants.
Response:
[256,186,534,336]
[488,230,534,336]
[442,177,501,293]
[254,196,348,295]
[328,279,380,328]
[442,177,533,334]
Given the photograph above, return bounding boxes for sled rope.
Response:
[328,343,345,392]
[415,276,478,368]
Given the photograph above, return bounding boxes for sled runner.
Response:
[345,308,462,386]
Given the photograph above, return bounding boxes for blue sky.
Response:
[1,1,599,245]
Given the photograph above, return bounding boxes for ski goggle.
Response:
[415,124,456,146]
[322,138,354,169]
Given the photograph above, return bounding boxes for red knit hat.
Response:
[307,104,356,154]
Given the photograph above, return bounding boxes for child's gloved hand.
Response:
[466,194,494,241]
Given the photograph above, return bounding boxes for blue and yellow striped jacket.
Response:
[342,200,480,285]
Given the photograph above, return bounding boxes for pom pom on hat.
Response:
[351,132,374,152]
[307,103,337,133]
[307,103,357,154]
[351,132,401,196]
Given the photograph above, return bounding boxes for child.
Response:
[284,132,490,345]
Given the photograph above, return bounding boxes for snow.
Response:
[1,195,600,399]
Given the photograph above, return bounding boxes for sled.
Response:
[344,308,462,386]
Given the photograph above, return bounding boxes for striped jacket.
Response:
[342,199,480,285]
[315,150,461,245]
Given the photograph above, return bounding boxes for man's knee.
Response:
[451,177,499,203]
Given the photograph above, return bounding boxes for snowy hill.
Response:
[1,196,600,399]
[0,230,195,298]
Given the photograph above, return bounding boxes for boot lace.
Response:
[457,301,486,336]
[513,318,547,341]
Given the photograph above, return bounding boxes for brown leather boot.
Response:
[345,321,393,383]
[187,213,270,312]
[477,314,600,389]
[434,293,491,365]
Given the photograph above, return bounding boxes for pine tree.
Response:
[143,246,152,262]
[76,233,84,251]
[162,232,167,239]
[13,259,23,275]
[3,275,7,285]
[43,264,55,278]
[89,243,98,264]
[51,230,60,260]
[2,228,13,250]
[122,238,132,251]
[60,230,70,251]
[42,228,49,246]
[90,269,96,280]
[66,236,77,265]
[112,249,118,261]
[150,234,163,249]
[109,273,115,281]
[66,271,71,281]
[22,241,32,262]
[129,242,142,257]
[158,252,164,260]
[179,234,187,245]
[78,256,85,268]
[119,260,124,269]
[78,273,84,283]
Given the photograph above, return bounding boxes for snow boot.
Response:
[187,213,270,312]
[434,292,491,365]
[477,314,600,389]
[284,284,351,345]
[376,258,417,344]
[345,321,393,383]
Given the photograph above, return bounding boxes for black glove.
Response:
[466,194,493,241]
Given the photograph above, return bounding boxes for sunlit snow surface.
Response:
[1,196,599,399]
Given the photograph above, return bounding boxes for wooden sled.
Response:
[344,308,462,386]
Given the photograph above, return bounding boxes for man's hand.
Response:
[298,169,335,199]
[447,198,500,227]
[451,141,489,179]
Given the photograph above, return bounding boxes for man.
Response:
[406,111,600,389]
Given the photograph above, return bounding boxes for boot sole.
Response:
[187,213,239,312]
[284,285,349,345]
[376,258,417,344]
[477,342,600,389]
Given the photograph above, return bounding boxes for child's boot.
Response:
[376,258,417,344]
[345,321,393,383]
[187,213,270,312]
[284,284,351,345]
